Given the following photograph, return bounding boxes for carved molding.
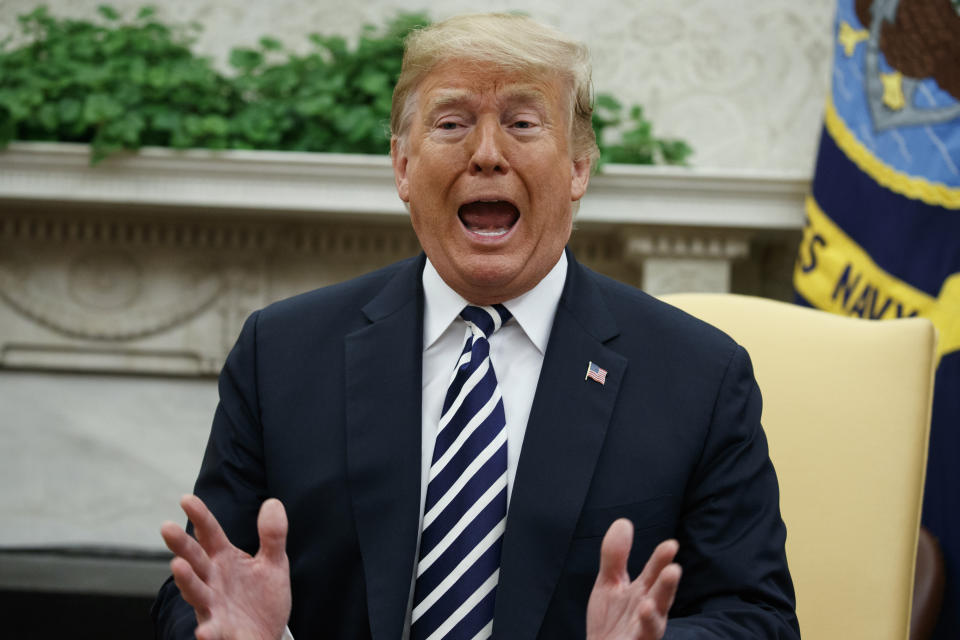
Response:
[0,211,275,250]
[642,258,735,296]
[623,232,750,260]
[621,230,752,295]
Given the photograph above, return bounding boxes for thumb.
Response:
[596,518,633,587]
[257,498,288,563]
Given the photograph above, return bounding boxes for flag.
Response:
[793,1,960,636]
[585,361,607,385]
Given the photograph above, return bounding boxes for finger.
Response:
[596,518,633,587]
[195,619,222,640]
[647,562,682,617]
[160,521,212,581]
[170,556,214,614]
[636,538,679,592]
[256,498,289,564]
[180,494,232,556]
[638,597,669,640]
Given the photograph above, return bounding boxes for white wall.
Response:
[0,0,835,173]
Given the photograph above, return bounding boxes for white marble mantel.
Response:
[1,142,808,228]
[0,142,809,377]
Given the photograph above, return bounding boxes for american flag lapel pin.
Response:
[585,361,607,385]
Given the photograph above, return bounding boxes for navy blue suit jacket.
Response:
[153,251,799,638]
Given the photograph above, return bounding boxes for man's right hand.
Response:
[160,495,292,640]
[586,519,682,640]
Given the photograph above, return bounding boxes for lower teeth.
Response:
[474,228,508,237]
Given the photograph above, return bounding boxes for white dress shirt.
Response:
[288,253,567,640]
[419,252,567,513]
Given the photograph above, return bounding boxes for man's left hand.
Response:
[586,519,682,640]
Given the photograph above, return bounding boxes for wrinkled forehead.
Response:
[413,59,570,115]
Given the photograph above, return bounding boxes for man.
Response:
[153,13,799,640]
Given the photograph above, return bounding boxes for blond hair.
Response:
[390,13,598,164]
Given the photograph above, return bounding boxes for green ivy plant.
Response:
[225,12,427,154]
[0,5,690,166]
[592,94,692,166]
[0,6,243,163]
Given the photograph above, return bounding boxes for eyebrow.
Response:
[427,90,473,114]
[424,86,549,117]
[500,87,549,110]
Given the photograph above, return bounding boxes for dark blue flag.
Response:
[794,1,959,636]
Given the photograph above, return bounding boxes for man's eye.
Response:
[438,121,459,130]
[512,120,536,129]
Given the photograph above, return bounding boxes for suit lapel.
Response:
[494,254,627,639]
[345,256,425,640]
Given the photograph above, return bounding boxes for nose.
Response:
[468,118,509,175]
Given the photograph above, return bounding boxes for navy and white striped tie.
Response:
[411,304,512,640]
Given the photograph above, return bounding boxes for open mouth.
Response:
[458,200,520,238]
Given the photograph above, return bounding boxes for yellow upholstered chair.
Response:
[660,293,937,640]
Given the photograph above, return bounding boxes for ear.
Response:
[570,155,591,202]
[391,137,411,203]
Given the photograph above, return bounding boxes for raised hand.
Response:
[586,519,682,640]
[160,495,292,640]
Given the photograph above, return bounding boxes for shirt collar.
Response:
[422,252,567,354]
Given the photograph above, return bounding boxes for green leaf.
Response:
[58,98,83,124]
[294,96,334,117]
[232,106,277,143]
[201,114,229,137]
[595,94,622,111]
[310,34,347,58]
[659,140,692,165]
[137,6,157,20]
[147,66,169,88]
[74,65,110,87]
[82,93,124,122]
[128,56,147,83]
[149,110,180,132]
[105,111,145,144]
[229,47,263,72]
[183,114,203,136]
[259,36,282,51]
[37,103,58,131]
[357,71,389,96]
[97,5,120,21]
[90,141,120,165]
[0,106,15,147]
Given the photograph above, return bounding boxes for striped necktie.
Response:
[411,304,512,640]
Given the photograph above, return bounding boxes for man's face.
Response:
[392,60,591,305]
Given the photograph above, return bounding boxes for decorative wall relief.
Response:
[1,249,225,340]
[0,209,430,375]
[67,250,143,311]
[0,212,262,374]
